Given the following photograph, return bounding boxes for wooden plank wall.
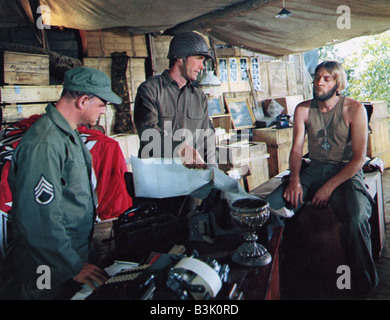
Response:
[83,29,148,58]
[81,28,147,137]
[365,101,390,168]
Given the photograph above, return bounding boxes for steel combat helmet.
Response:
[167,31,212,60]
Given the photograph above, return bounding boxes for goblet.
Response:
[230,198,272,267]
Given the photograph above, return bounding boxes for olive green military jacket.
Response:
[8,104,96,295]
[134,70,216,164]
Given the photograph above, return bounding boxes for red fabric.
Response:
[0,115,42,213]
[14,115,42,130]
[0,162,12,213]
[78,127,133,220]
[0,116,133,220]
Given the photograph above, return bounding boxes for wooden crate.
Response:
[212,114,232,132]
[246,152,270,190]
[218,141,268,167]
[363,101,390,168]
[84,29,148,58]
[151,35,171,74]
[97,103,116,136]
[83,57,146,102]
[253,127,293,177]
[0,85,62,104]
[363,101,389,121]
[367,117,390,156]
[372,149,390,168]
[2,51,49,85]
[252,127,293,146]
[218,141,270,191]
[0,85,61,125]
[110,134,140,172]
[267,144,291,178]
[228,153,270,192]
[215,45,242,57]
[1,103,46,122]
[83,57,111,78]
[131,35,148,58]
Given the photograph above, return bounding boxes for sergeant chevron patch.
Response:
[34,175,55,205]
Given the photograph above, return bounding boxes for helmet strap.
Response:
[182,57,190,82]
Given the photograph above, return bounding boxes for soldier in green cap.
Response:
[8,67,121,299]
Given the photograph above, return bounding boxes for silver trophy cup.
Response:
[230,198,272,267]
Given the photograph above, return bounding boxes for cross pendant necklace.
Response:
[320,113,332,150]
[319,98,339,151]
[322,137,330,150]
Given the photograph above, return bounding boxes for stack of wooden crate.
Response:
[83,29,147,58]
[0,85,62,123]
[0,51,61,125]
[252,127,294,178]
[82,28,147,136]
[150,35,171,75]
[217,140,270,191]
[83,57,146,103]
[1,51,49,86]
[82,29,147,92]
[364,101,390,168]
[252,126,308,178]
[83,57,146,136]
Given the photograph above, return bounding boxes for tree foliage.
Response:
[318,30,390,103]
[344,31,390,102]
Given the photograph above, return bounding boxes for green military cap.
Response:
[63,67,122,104]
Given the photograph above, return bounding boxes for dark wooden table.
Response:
[191,225,283,300]
[226,225,283,300]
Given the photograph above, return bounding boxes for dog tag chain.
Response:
[319,107,336,151]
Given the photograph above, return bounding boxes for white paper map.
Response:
[131,156,258,202]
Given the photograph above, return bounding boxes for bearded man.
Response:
[265,61,378,298]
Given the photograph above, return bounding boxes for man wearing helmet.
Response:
[134,31,216,169]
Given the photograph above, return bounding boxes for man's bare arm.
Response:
[283,103,309,208]
[311,100,368,207]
